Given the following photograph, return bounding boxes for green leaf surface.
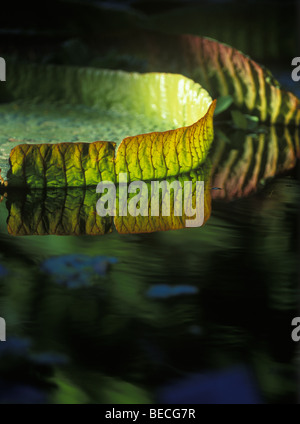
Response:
[214,95,234,116]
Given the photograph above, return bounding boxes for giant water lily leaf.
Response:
[89,31,300,126]
[6,166,211,236]
[6,100,216,188]
[181,35,300,126]
[0,64,214,187]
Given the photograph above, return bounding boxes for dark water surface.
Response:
[0,0,299,405]
[0,170,299,404]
